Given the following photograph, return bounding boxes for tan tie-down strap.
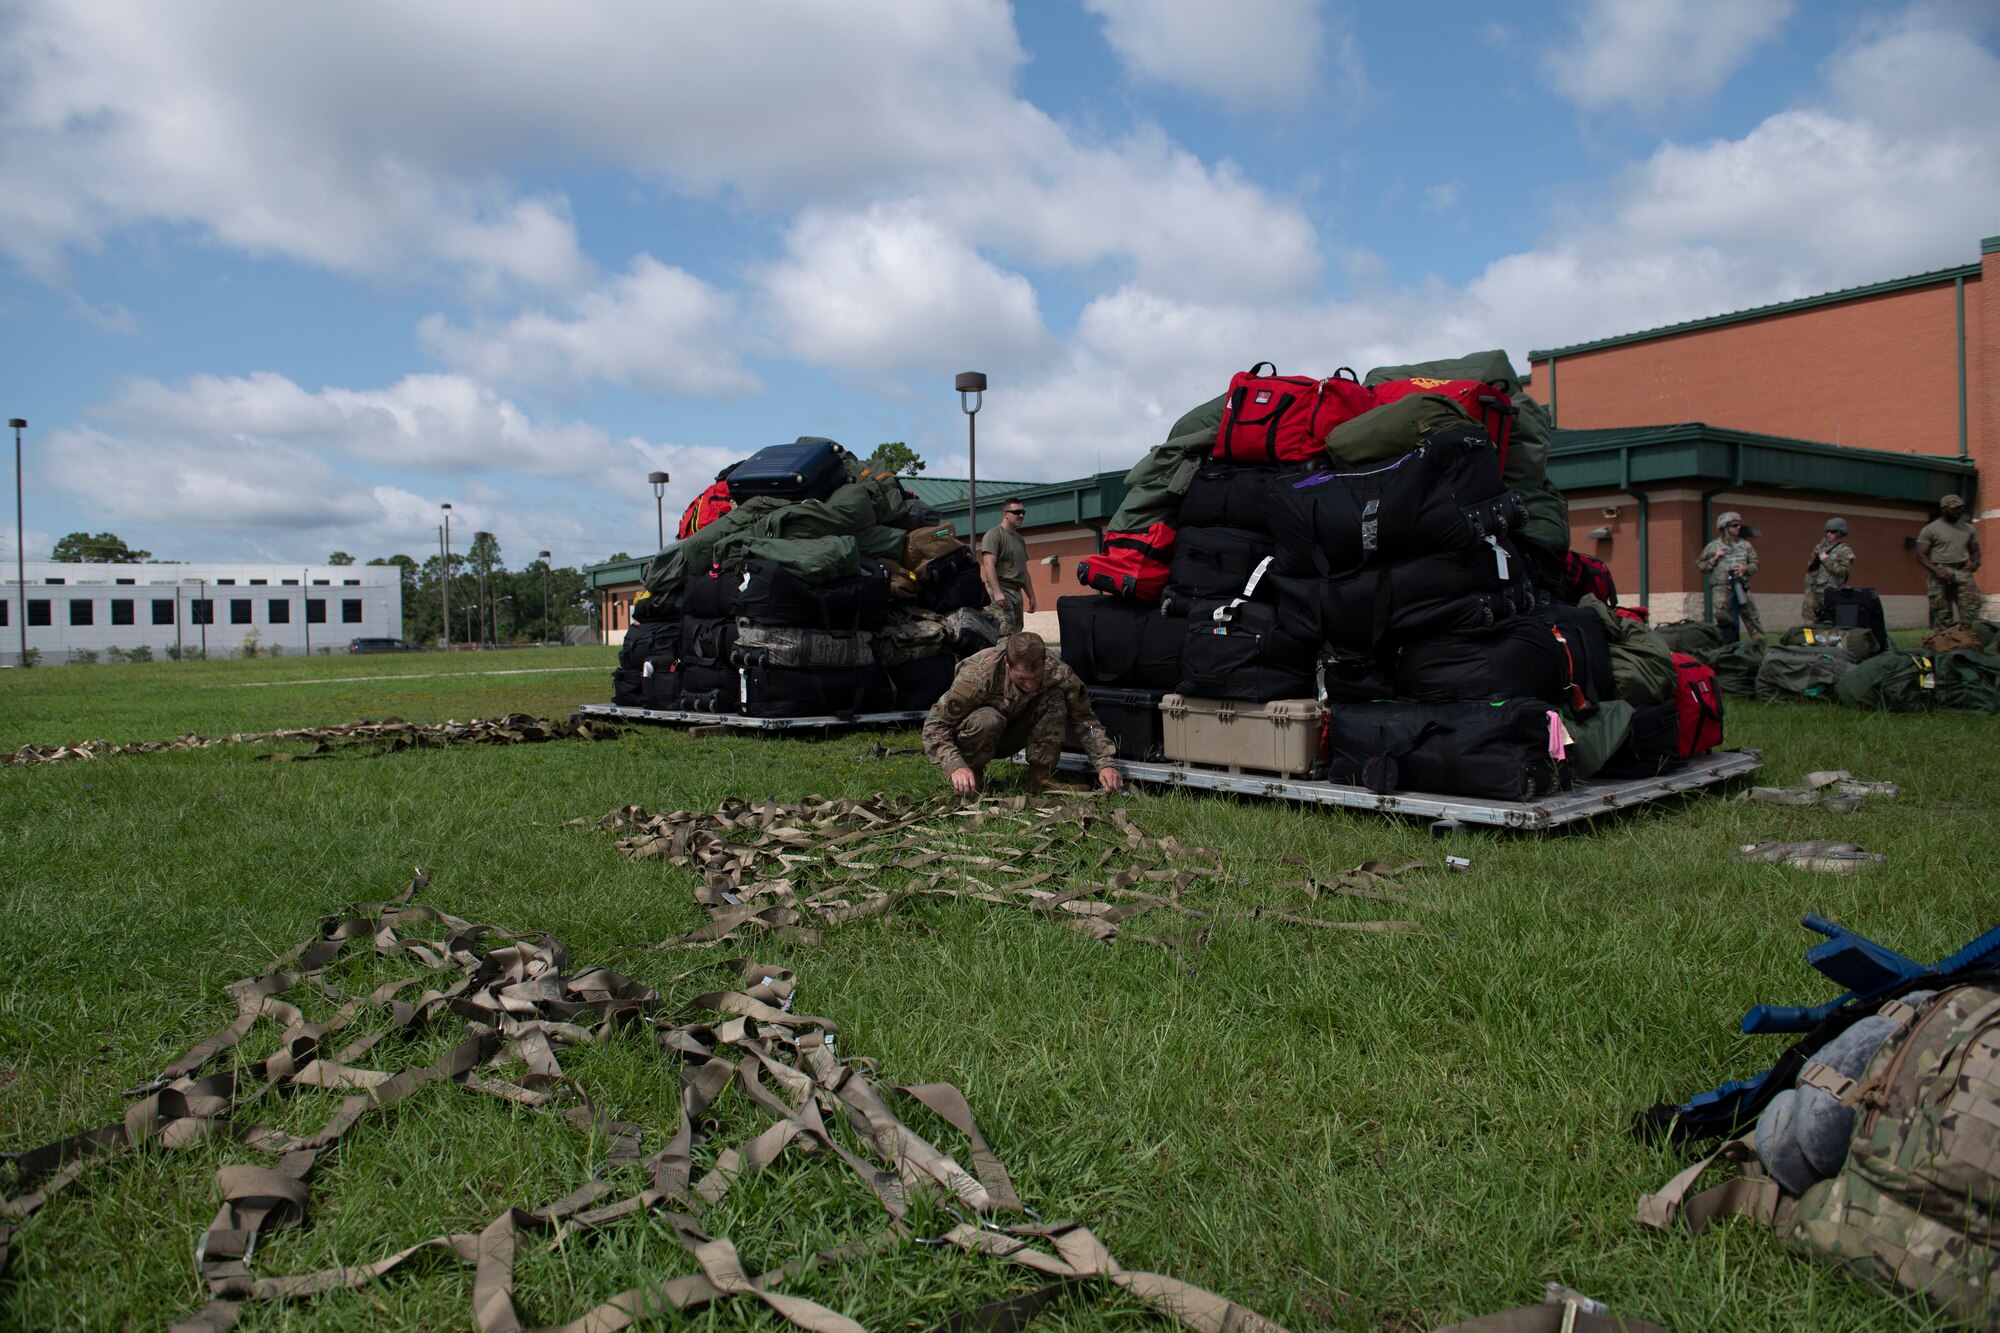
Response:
[582,793,1419,948]
[2,713,623,767]
[3,872,1290,1333]
[1633,1132,1793,1240]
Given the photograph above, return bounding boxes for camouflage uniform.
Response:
[1696,533,1763,637]
[978,524,1029,638]
[922,645,1115,787]
[1801,537,1855,624]
[1919,513,1982,627]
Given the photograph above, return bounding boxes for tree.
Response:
[864,442,926,476]
[51,531,152,562]
[327,551,356,565]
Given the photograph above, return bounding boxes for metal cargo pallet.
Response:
[577,702,930,732]
[1049,748,1763,831]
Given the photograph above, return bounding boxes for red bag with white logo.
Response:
[1213,364,1374,464]
[1370,377,1515,472]
[1671,651,1724,757]
[1078,523,1177,602]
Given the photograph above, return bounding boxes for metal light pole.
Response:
[649,471,670,550]
[538,550,552,646]
[9,418,25,668]
[956,373,986,546]
[497,594,512,644]
[440,503,453,650]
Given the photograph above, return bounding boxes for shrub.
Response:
[265,643,284,659]
[238,630,262,659]
[18,646,40,667]
[125,644,153,663]
[68,648,99,665]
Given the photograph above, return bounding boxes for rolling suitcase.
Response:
[1160,695,1324,776]
[733,623,874,669]
[1069,687,1166,761]
[1320,698,1570,801]
[1056,596,1184,692]
[724,437,849,503]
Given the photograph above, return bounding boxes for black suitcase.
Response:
[737,656,893,718]
[725,437,848,503]
[1275,542,1535,662]
[1596,699,1680,778]
[1057,595,1185,692]
[677,661,739,712]
[681,565,737,620]
[1178,462,1287,534]
[1177,598,1317,702]
[1531,602,1613,709]
[1069,687,1165,761]
[1269,430,1524,579]
[1394,618,1582,710]
[611,665,645,707]
[1321,698,1570,801]
[732,558,892,631]
[1824,587,1888,656]
[884,652,956,710]
[639,655,683,708]
[915,547,990,614]
[1164,527,1276,606]
[618,616,679,673]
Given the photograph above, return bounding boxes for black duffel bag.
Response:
[681,565,737,620]
[679,616,738,670]
[1321,698,1570,801]
[1269,428,1524,579]
[1532,602,1613,711]
[1317,655,1397,704]
[737,654,894,718]
[1178,596,1317,701]
[1164,526,1276,607]
[1394,618,1588,712]
[618,617,680,674]
[915,547,991,613]
[1595,698,1680,778]
[639,655,683,708]
[612,665,645,707]
[632,583,686,625]
[1057,595,1184,691]
[884,652,956,710]
[1178,461,1288,534]
[1275,539,1537,663]
[732,557,892,631]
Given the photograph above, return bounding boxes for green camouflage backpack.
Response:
[1783,623,1883,661]
[1833,651,1935,713]
[1710,638,1767,697]
[1756,642,1857,702]
[1933,650,2000,715]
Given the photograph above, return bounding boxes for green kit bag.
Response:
[1933,649,2000,715]
[1783,623,1882,661]
[1710,638,1767,697]
[1584,597,1678,707]
[1561,697,1635,780]
[1321,393,1474,468]
[1653,620,1725,662]
[1833,651,1935,713]
[1756,642,1857,702]
[713,534,860,585]
[1106,429,1211,532]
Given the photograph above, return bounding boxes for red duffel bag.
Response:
[1213,364,1374,464]
[1370,377,1515,471]
[1671,651,1724,757]
[1078,523,1176,601]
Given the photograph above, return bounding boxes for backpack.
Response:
[1832,651,1936,713]
[1756,642,1858,702]
[1212,364,1374,463]
[1562,549,1618,608]
[1710,638,1767,698]
[904,526,964,575]
[1670,652,1724,756]
[1920,623,1984,655]
[1934,650,2000,715]
[1078,523,1176,602]
[1367,377,1515,470]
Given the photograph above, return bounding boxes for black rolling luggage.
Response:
[679,616,738,670]
[737,657,893,718]
[1056,595,1184,691]
[1823,586,1888,656]
[1070,687,1165,760]
[639,656,683,708]
[1320,698,1570,801]
[1394,618,1585,711]
[884,652,956,710]
[1177,598,1317,701]
[732,558,892,631]
[725,437,849,503]
[1178,462,1285,533]
[1531,602,1613,707]
[915,546,990,613]
[1276,541,1535,662]
[1164,526,1276,605]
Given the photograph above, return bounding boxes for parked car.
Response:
[347,637,421,653]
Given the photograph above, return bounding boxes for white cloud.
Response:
[759,204,1050,377]
[1545,0,1792,116]
[1085,0,1328,113]
[419,256,761,397]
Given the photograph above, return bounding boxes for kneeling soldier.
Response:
[923,632,1124,795]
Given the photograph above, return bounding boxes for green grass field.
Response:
[1,648,1993,1330]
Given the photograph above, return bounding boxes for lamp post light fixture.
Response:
[955,372,986,546]
[9,418,25,668]
[648,471,671,551]
[538,550,552,646]
[440,503,453,650]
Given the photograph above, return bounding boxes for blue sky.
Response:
[2,0,1996,570]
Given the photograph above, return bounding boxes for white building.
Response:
[0,562,402,664]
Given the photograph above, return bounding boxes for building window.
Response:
[307,599,326,624]
[216,579,235,585]
[191,599,213,625]
[153,599,174,625]
[342,578,360,586]
[230,599,252,625]
[28,600,50,626]
[313,579,330,586]
[281,579,298,586]
[70,600,93,626]
[111,599,134,626]
[341,599,363,624]
[44,577,63,585]
[115,578,136,585]
[268,600,290,624]
[250,579,267,586]
[0,600,7,627]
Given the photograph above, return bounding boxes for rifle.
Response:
[1715,569,1745,644]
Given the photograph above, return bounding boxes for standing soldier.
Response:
[1802,517,1855,625]
[1696,511,1762,640]
[979,501,1034,637]
[923,632,1123,795]
[1917,494,1983,627]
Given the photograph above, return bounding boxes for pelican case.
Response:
[1160,694,1324,776]
[1067,687,1166,761]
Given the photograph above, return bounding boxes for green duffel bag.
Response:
[1322,393,1474,468]
[1756,642,1857,702]
[750,482,880,541]
[1106,428,1211,531]
[1584,596,1678,706]
[1933,649,2000,715]
[1169,391,1228,443]
[1783,623,1883,661]
[871,605,952,667]
[856,524,911,561]
[712,533,861,585]
[852,469,909,527]
[640,496,788,595]
[1833,651,1936,713]
[1562,697,1636,780]
[1654,620,1725,662]
[1711,638,1767,697]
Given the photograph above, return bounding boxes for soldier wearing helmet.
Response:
[1917,495,1983,628]
[1696,511,1762,640]
[1803,517,1855,625]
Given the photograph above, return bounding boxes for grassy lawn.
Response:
[0,650,1994,1330]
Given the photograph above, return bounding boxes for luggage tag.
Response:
[1209,558,1275,636]
[1487,535,1511,579]
[1918,654,1935,690]
[1361,499,1380,554]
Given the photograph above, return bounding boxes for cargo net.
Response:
[3,714,622,766]
[586,792,1425,952]
[0,873,1291,1333]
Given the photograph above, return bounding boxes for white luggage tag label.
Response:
[1361,499,1380,553]
[1211,557,1275,637]
[1487,535,1511,579]
[642,660,655,678]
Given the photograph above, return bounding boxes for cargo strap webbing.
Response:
[3,713,622,766]
[1,872,1290,1333]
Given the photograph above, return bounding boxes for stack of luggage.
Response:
[613,439,997,718]
[1058,351,1722,800]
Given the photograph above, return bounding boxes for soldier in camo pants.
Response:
[922,633,1122,794]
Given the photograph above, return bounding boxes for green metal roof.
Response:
[928,470,1130,533]
[1983,235,2000,255]
[585,556,648,590]
[901,476,1038,507]
[1548,423,1974,506]
[1528,260,1982,361]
